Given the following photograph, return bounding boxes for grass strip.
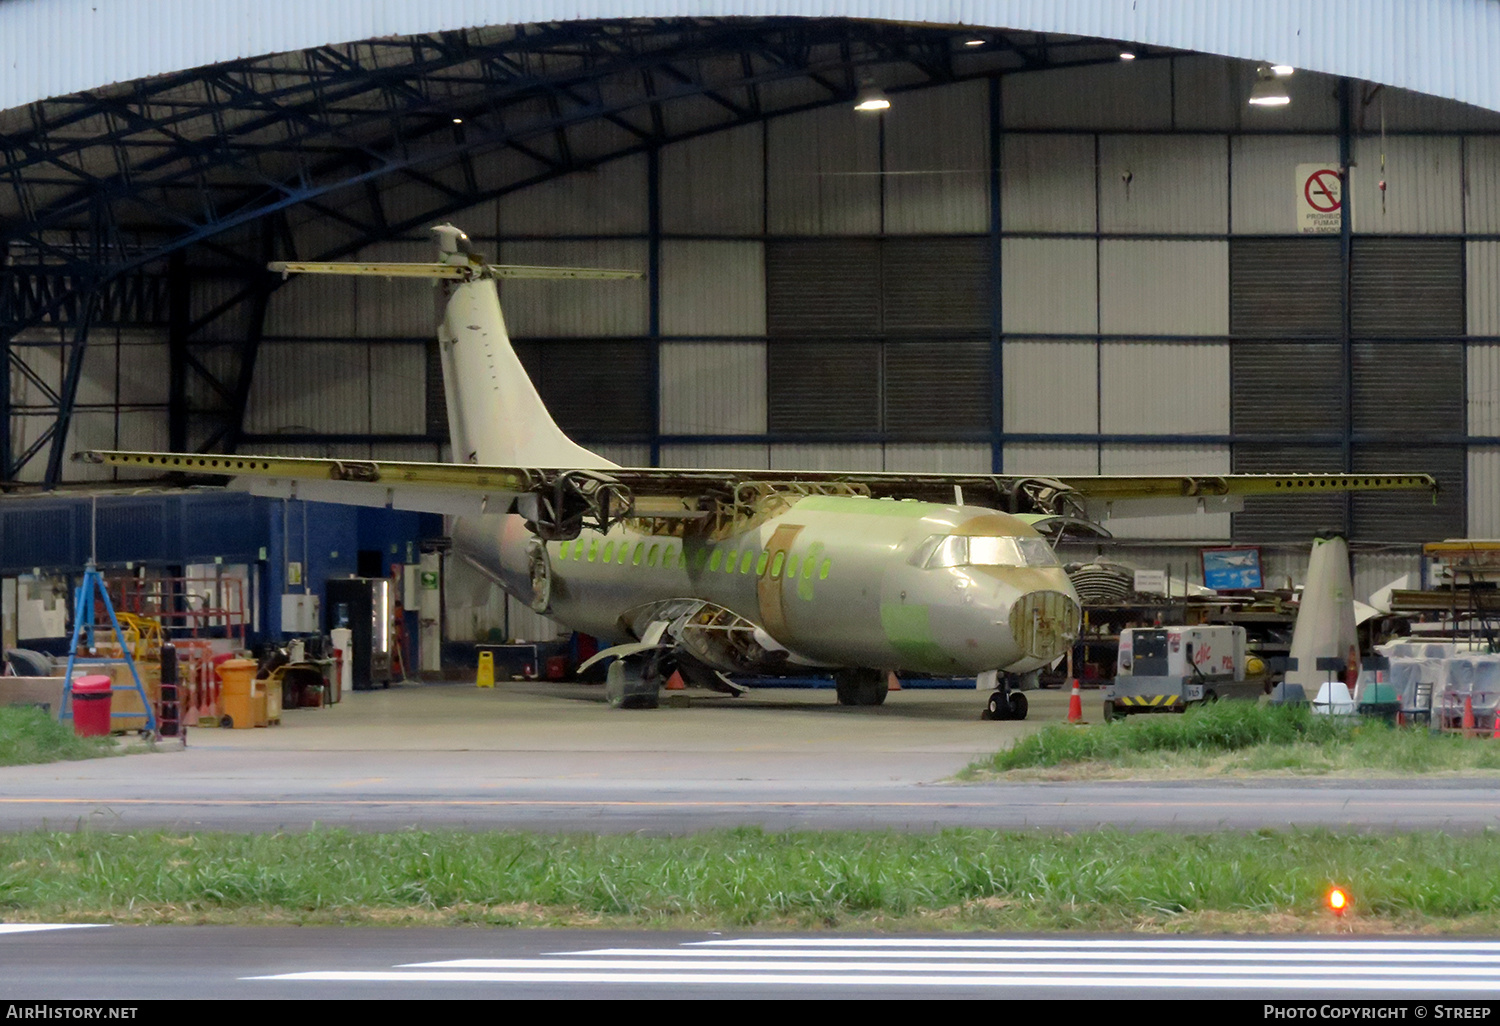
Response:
[0,706,113,767]
[2,827,1500,933]
[969,700,1500,777]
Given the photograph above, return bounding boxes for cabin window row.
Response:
[557,538,831,581]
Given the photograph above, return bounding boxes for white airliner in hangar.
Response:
[81,225,1438,719]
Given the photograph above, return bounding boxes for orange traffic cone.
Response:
[887,671,902,692]
[1463,694,1476,732]
[664,671,687,691]
[1067,679,1085,724]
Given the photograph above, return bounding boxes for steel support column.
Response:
[167,251,189,451]
[43,284,100,487]
[647,143,662,468]
[1338,76,1355,534]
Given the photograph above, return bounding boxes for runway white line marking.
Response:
[392,958,1500,976]
[245,970,1500,991]
[0,924,104,935]
[543,948,1500,964]
[693,937,1500,951]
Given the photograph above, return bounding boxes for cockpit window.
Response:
[918,534,1059,569]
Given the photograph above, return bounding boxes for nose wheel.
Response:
[982,688,1028,721]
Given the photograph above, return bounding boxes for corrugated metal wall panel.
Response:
[496,240,649,337]
[881,237,990,332]
[767,444,884,471]
[1002,59,1172,130]
[114,412,169,478]
[1353,551,1423,604]
[1168,55,1241,132]
[63,411,117,482]
[1230,342,1344,435]
[999,134,1097,233]
[1003,339,1097,433]
[1468,447,1500,536]
[1351,342,1465,439]
[263,274,356,338]
[766,105,881,235]
[1375,86,1500,131]
[765,239,881,335]
[1230,237,1343,335]
[1099,240,1229,335]
[368,441,443,463]
[1465,137,1500,233]
[767,341,880,434]
[883,442,991,473]
[496,153,647,235]
[1350,237,1465,336]
[660,240,765,337]
[1002,443,1099,475]
[1099,342,1229,434]
[533,341,653,439]
[117,332,170,405]
[1349,135,1464,234]
[883,80,989,234]
[659,443,771,470]
[351,238,442,338]
[584,442,651,467]
[187,276,256,342]
[247,342,371,434]
[367,343,427,436]
[885,341,990,436]
[76,339,114,408]
[1232,444,1346,541]
[1097,443,1232,539]
[12,1,1500,122]
[659,342,767,435]
[1467,241,1500,336]
[504,595,568,643]
[1001,237,1097,334]
[1469,344,1500,435]
[1230,135,1341,234]
[1098,135,1228,234]
[1352,444,1466,541]
[661,122,763,235]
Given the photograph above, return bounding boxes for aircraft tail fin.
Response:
[267,225,640,470]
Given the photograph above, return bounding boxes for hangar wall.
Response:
[237,54,1500,636]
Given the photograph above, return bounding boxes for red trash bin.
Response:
[71,675,113,737]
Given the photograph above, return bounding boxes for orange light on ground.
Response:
[1328,886,1349,916]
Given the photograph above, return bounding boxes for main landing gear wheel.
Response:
[982,690,1029,721]
[1102,700,1123,722]
[834,668,887,706]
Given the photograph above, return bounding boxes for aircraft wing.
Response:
[76,449,1438,536]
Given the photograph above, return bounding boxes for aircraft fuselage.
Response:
[454,493,1081,677]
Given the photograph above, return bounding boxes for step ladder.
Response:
[59,561,157,735]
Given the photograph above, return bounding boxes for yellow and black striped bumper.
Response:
[1113,695,1184,709]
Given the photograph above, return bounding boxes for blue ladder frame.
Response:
[59,563,157,734]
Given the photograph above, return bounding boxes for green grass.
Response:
[2,828,1500,933]
[0,706,114,767]
[968,700,1500,777]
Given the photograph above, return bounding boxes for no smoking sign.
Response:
[1297,163,1342,233]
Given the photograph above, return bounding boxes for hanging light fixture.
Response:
[853,76,890,113]
[1248,63,1290,107]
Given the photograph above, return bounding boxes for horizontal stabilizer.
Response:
[267,260,641,281]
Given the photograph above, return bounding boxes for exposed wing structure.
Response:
[76,449,1438,538]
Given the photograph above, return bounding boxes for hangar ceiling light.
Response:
[1249,63,1291,106]
[854,78,890,112]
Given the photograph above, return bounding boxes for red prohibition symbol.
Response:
[1304,169,1341,212]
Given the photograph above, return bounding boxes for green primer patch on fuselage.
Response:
[879,603,950,671]
[793,495,943,518]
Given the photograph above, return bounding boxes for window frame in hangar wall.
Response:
[250,59,1500,542]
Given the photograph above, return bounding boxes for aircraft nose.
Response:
[1008,589,1081,661]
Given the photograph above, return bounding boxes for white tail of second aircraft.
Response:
[268,224,639,471]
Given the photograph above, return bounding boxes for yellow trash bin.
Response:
[217,658,260,729]
[476,651,495,688]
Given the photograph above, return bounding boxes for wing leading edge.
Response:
[76,449,1438,535]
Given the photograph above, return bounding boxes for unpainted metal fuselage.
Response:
[455,495,1079,676]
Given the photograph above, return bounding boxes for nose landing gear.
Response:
[979,670,1032,721]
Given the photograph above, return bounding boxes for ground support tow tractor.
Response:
[1102,625,1267,721]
